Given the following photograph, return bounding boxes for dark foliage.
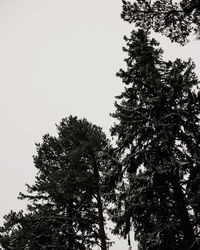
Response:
[109,29,200,249]
[0,116,109,250]
[121,0,200,44]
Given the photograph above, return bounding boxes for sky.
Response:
[0,1,200,250]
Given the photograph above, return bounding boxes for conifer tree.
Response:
[109,29,200,249]
[121,0,200,44]
[0,116,108,250]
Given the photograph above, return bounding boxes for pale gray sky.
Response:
[0,1,200,250]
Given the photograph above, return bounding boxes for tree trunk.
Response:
[93,158,107,250]
[67,202,75,250]
[171,177,198,250]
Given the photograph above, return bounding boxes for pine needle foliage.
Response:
[121,0,200,44]
[0,116,108,250]
[109,29,200,250]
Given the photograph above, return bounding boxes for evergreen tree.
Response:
[121,0,200,44]
[0,116,108,250]
[109,29,200,249]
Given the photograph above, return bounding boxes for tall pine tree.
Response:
[0,116,108,250]
[109,29,200,249]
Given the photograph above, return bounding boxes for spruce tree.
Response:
[109,29,200,249]
[0,116,108,250]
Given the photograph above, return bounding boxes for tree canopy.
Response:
[1,2,200,250]
[0,116,109,250]
[121,0,200,44]
[108,29,200,249]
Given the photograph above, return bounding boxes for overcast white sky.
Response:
[0,1,200,249]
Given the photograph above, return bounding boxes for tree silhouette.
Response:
[121,0,200,44]
[0,116,109,250]
[108,29,200,249]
